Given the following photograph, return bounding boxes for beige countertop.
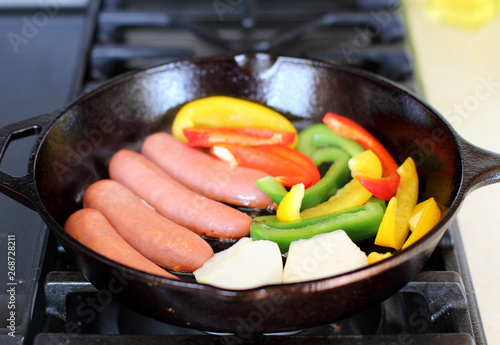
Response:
[404,1,500,344]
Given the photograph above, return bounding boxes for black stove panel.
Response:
[0,2,98,344]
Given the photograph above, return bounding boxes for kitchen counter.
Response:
[404,1,500,344]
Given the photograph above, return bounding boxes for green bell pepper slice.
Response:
[255,148,351,210]
[255,176,288,205]
[295,123,364,158]
[250,200,385,253]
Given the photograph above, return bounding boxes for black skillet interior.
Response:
[31,54,464,332]
[36,53,460,228]
[35,54,461,225]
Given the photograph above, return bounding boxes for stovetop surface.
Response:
[0,1,487,344]
[0,3,96,344]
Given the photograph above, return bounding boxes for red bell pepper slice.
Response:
[354,175,400,201]
[260,145,320,183]
[183,127,296,147]
[322,112,400,200]
[211,144,321,189]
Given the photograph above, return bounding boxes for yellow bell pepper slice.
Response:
[276,183,305,222]
[172,96,298,146]
[374,157,419,250]
[395,157,419,234]
[408,198,430,231]
[348,149,382,177]
[367,251,392,265]
[402,197,441,249]
[374,196,398,248]
[300,150,382,218]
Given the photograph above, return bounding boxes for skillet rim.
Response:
[32,52,465,295]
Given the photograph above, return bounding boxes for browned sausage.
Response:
[109,149,252,239]
[141,132,274,209]
[65,208,178,279]
[82,179,214,272]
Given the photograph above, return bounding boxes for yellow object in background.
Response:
[426,0,498,28]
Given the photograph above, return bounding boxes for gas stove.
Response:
[0,1,487,344]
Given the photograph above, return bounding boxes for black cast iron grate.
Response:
[34,225,480,344]
[85,0,415,91]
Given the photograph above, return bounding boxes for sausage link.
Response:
[82,179,214,272]
[65,208,178,279]
[109,149,252,239]
[141,132,274,209]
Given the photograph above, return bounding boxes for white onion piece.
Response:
[283,230,368,283]
[194,237,283,289]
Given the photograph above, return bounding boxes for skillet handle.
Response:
[0,110,60,211]
[458,136,500,195]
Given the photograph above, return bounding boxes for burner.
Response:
[43,270,432,337]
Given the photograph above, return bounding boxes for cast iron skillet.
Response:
[1,53,499,334]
